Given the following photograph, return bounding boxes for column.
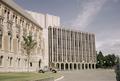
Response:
[87,63,89,70]
[64,63,65,70]
[88,34,90,63]
[77,32,79,63]
[84,33,87,63]
[81,32,83,63]
[51,28,53,63]
[80,63,82,70]
[59,63,61,70]
[3,13,9,52]
[86,33,89,63]
[93,35,96,64]
[56,29,58,62]
[68,63,70,71]
[94,64,96,69]
[91,34,93,63]
[61,29,63,62]
[76,63,78,70]
[70,31,71,62]
[65,30,67,63]
[73,32,75,63]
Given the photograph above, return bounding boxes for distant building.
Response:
[0,0,96,72]
[48,27,96,70]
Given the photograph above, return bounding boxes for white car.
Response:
[38,66,57,73]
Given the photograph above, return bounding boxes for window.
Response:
[39,59,41,68]
[16,16,17,23]
[0,29,2,49]
[8,31,12,51]
[4,8,7,14]
[9,57,12,66]
[17,58,20,67]
[0,4,1,9]
[16,35,20,52]
[0,56,3,66]
[30,62,32,67]
[7,10,10,20]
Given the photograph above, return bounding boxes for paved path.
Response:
[58,69,116,81]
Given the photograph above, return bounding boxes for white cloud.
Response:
[71,0,120,55]
[97,39,120,55]
[72,0,107,30]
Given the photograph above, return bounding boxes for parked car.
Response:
[50,68,57,73]
[38,68,45,73]
[38,66,57,73]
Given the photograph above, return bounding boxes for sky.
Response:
[14,0,120,55]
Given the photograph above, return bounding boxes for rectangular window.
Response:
[0,56,3,66]
[0,35,2,48]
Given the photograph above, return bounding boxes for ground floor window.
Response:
[30,62,32,67]
[8,57,13,66]
[17,58,20,67]
[0,56,3,66]
[0,28,3,49]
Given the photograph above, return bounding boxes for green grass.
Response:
[0,72,62,81]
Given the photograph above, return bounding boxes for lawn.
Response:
[0,72,62,81]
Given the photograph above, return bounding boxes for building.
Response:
[26,11,60,68]
[0,0,44,72]
[0,0,96,72]
[48,27,96,70]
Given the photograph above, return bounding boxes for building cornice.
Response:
[1,0,42,30]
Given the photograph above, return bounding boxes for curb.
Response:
[54,76,64,81]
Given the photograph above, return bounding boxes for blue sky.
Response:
[14,0,120,55]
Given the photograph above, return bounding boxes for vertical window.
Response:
[0,4,1,9]
[0,29,2,49]
[0,56,3,66]
[16,35,20,51]
[7,11,10,20]
[9,57,12,66]
[4,8,7,14]
[16,16,17,23]
[39,59,41,68]
[8,32,12,51]
[17,58,20,67]
[30,62,32,67]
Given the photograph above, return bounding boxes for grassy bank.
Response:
[0,72,62,81]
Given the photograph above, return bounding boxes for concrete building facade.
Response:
[26,11,60,68]
[48,27,96,70]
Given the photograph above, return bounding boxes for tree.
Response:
[22,35,37,72]
[96,51,119,68]
[104,54,118,68]
[96,51,105,68]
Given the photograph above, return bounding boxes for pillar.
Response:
[94,64,96,69]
